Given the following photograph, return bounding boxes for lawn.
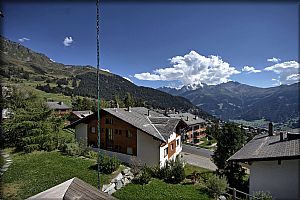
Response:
[113,164,214,200]
[1,150,122,200]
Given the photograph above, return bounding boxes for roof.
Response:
[46,101,72,110]
[27,177,117,200]
[228,133,300,162]
[66,107,185,142]
[168,112,205,126]
[72,110,93,118]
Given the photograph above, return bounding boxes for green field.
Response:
[1,150,122,200]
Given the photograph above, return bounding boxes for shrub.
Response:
[133,168,151,185]
[162,157,185,184]
[253,191,272,200]
[62,143,81,156]
[98,154,120,174]
[130,157,143,176]
[205,174,228,199]
[85,151,98,159]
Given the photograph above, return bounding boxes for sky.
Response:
[2,1,299,89]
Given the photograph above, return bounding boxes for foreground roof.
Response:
[46,101,71,110]
[27,177,117,200]
[228,133,300,162]
[66,107,185,142]
[169,112,205,126]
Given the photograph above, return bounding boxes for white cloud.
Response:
[267,57,281,63]
[264,61,299,85]
[123,77,133,83]
[242,66,261,73]
[134,51,240,85]
[63,36,74,46]
[101,68,110,72]
[18,37,30,42]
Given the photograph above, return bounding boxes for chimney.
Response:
[186,116,189,121]
[147,109,150,116]
[58,101,63,105]
[280,132,284,142]
[117,103,119,109]
[268,122,273,136]
[127,106,131,112]
[194,115,198,120]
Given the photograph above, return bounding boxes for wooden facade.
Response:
[87,111,138,156]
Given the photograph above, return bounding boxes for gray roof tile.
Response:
[228,133,300,162]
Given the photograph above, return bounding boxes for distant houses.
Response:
[228,123,300,200]
[66,107,187,167]
[69,110,93,123]
[168,112,207,144]
[46,101,72,115]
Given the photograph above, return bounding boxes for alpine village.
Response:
[0,2,299,200]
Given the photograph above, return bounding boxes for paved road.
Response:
[182,144,217,171]
[182,144,214,158]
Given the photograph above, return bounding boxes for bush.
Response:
[205,174,228,199]
[130,157,143,176]
[161,157,185,184]
[62,143,81,156]
[133,168,151,185]
[253,191,272,200]
[98,154,120,174]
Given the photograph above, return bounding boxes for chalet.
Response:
[168,113,206,144]
[228,124,300,200]
[69,110,93,123]
[46,101,72,115]
[66,107,187,167]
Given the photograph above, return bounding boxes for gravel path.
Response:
[0,150,12,176]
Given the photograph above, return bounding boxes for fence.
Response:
[224,187,260,200]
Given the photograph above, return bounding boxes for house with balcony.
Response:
[228,125,300,200]
[168,113,206,144]
[66,107,187,167]
[46,101,72,115]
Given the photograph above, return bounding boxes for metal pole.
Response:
[96,0,101,191]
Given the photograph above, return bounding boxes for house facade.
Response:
[46,101,72,115]
[228,128,300,200]
[169,113,206,144]
[66,107,186,167]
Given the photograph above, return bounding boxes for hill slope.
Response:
[159,81,300,125]
[0,37,209,116]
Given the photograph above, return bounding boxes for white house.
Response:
[228,128,300,200]
[66,107,187,167]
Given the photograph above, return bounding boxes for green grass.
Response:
[113,164,213,200]
[2,150,121,200]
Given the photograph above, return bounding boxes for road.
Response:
[182,144,214,158]
[181,144,217,171]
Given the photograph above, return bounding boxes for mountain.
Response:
[159,81,300,125]
[0,37,210,116]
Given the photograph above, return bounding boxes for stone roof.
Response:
[46,101,71,110]
[228,132,300,162]
[66,107,185,142]
[72,110,93,118]
[27,177,117,200]
[168,112,205,126]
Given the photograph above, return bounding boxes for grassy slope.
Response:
[1,150,122,200]
[113,164,213,200]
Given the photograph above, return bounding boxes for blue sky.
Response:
[2,2,299,88]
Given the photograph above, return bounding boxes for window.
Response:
[106,128,114,141]
[115,129,118,134]
[176,139,180,146]
[91,126,96,133]
[105,118,113,124]
[171,143,174,150]
[164,147,168,157]
[127,147,133,155]
[126,130,132,138]
[119,130,122,135]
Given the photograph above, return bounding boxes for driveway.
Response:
[182,144,217,171]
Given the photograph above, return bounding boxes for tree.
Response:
[72,78,77,88]
[205,174,228,200]
[212,123,246,189]
[124,92,134,107]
